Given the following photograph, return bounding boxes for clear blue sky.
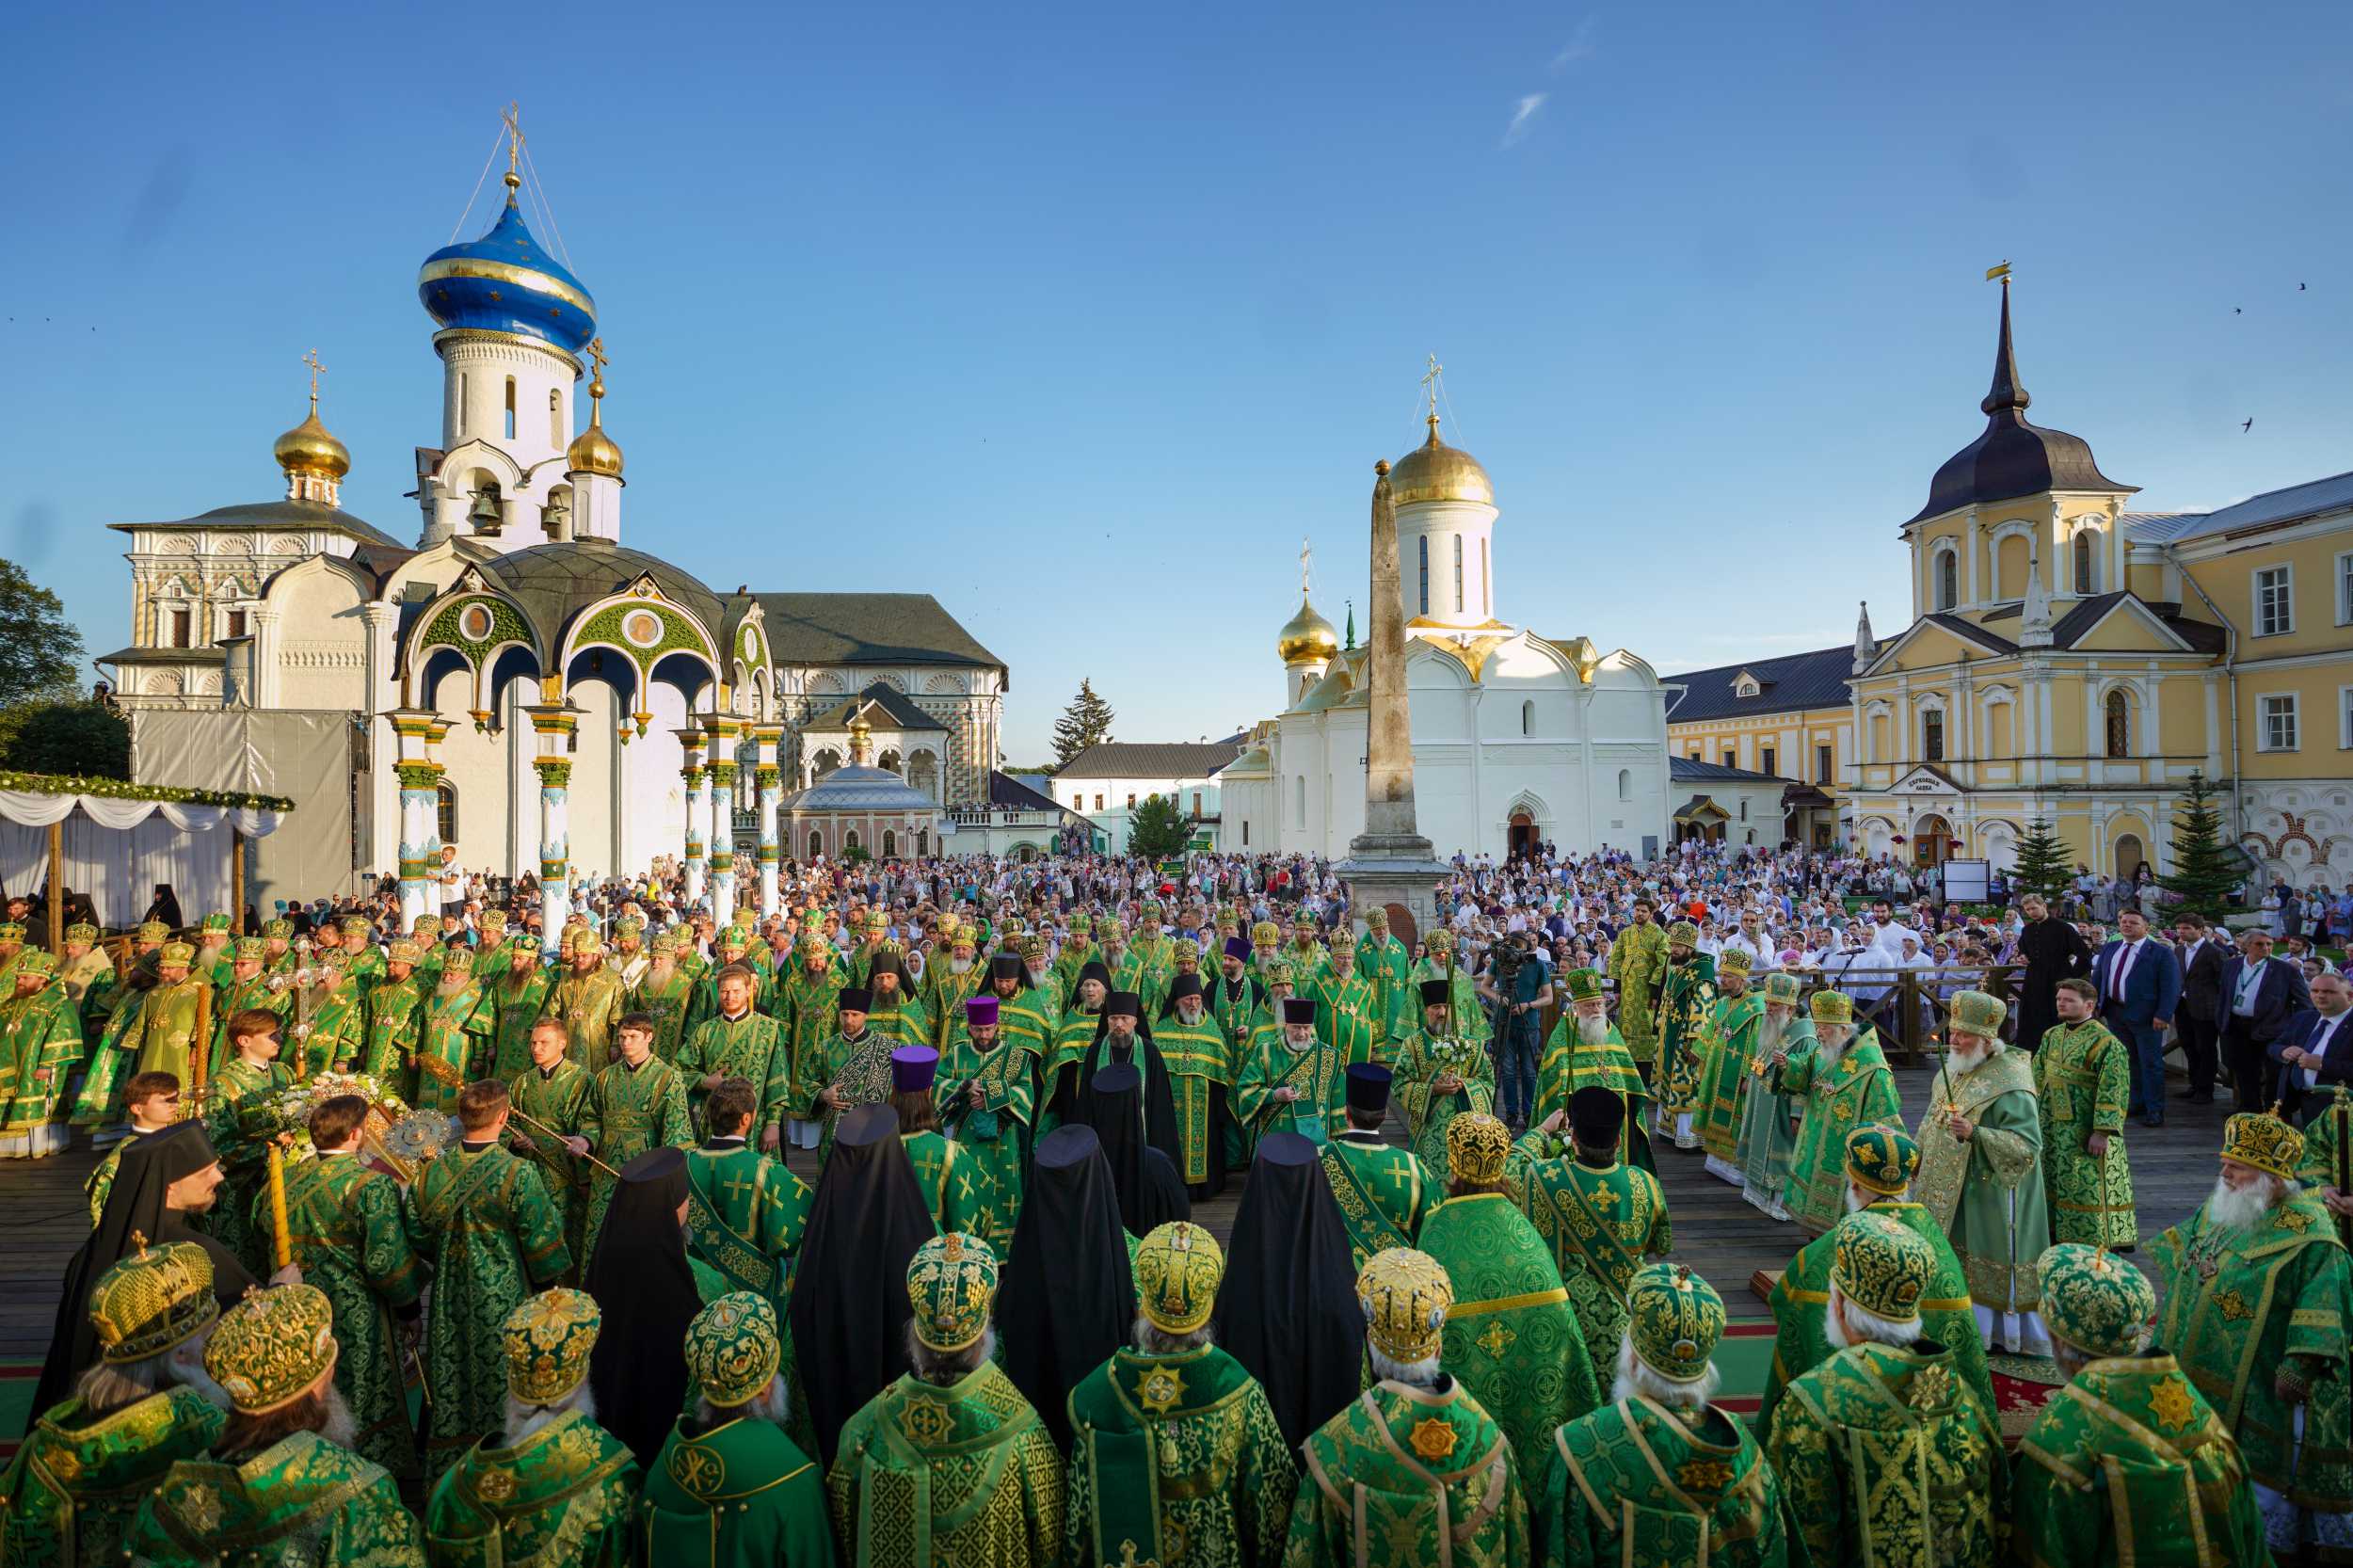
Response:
[8,1,2348,762]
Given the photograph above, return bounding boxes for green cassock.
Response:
[2151,1189,2353,1516]
[1064,1343,1298,1568]
[0,981,85,1138]
[675,1010,788,1140]
[1391,1028,1497,1183]
[1042,1011,1107,1133]
[1053,939,1099,997]
[424,1408,640,1568]
[205,973,284,1078]
[508,1058,596,1276]
[641,1413,832,1566]
[129,978,205,1082]
[631,968,699,1064]
[414,982,497,1115]
[405,1144,573,1479]
[2010,1350,2271,1568]
[925,964,984,1049]
[684,1137,813,1314]
[1102,950,1167,1021]
[362,973,425,1082]
[488,966,554,1080]
[824,1362,1066,1568]
[202,1055,294,1276]
[1319,1130,1434,1274]
[1764,1339,2006,1568]
[1283,1378,1529,1567]
[1779,1030,1902,1235]
[936,1021,1035,1252]
[1655,955,1717,1144]
[87,1126,159,1224]
[1757,1198,1993,1434]
[1409,959,1490,1048]
[800,1028,896,1164]
[0,1385,226,1567]
[71,973,152,1128]
[1735,1016,1811,1220]
[2299,1087,2353,1193]
[579,1055,694,1259]
[1307,969,1385,1068]
[1918,1049,2052,1323]
[542,968,626,1070]
[126,1431,426,1567]
[900,1128,990,1237]
[1235,1028,1346,1151]
[1605,921,1668,1064]
[1537,1395,1801,1568]
[863,988,931,1052]
[343,941,388,999]
[2032,1018,2137,1248]
[1420,1192,1599,1467]
[1693,989,1763,1167]
[1532,1018,1655,1173]
[299,988,365,1078]
[777,966,846,1100]
[1500,1134,1673,1400]
[265,1152,428,1480]
[1156,1013,1236,1182]
[1353,932,1414,1040]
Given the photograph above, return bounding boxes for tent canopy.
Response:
[0,771,290,933]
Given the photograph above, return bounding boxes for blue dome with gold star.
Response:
[418,183,596,358]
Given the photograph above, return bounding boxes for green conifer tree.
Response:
[2157,773,2241,921]
[2010,818,2073,904]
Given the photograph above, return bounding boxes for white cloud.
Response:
[1551,17,1598,71]
[1502,93,1547,148]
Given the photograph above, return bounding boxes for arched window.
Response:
[548,389,562,447]
[1934,548,1959,611]
[1417,538,1429,616]
[435,781,458,846]
[808,831,824,859]
[844,828,861,853]
[918,829,930,856]
[504,377,518,440]
[882,829,897,858]
[1922,709,1945,761]
[1617,768,1632,801]
[1520,699,1533,736]
[2073,531,2094,594]
[2105,690,2131,758]
[1452,536,1464,613]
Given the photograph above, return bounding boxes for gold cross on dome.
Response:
[302,348,325,409]
[587,337,609,380]
[1299,537,1313,596]
[502,101,525,175]
[1420,353,1444,421]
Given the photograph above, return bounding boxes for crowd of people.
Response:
[0,840,2349,1565]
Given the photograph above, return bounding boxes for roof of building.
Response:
[2158,469,2353,544]
[805,682,948,732]
[477,540,728,654]
[2041,591,2230,654]
[779,761,938,814]
[1903,283,2135,528]
[2121,511,2205,544]
[1054,741,1244,780]
[1669,755,1790,785]
[753,593,1004,679]
[988,771,1065,812]
[1661,646,1852,723]
[94,646,227,667]
[108,497,405,550]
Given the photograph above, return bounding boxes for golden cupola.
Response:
[1386,411,1493,507]
[274,351,350,504]
[566,346,625,479]
[1277,593,1339,665]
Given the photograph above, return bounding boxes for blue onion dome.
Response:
[418,176,596,357]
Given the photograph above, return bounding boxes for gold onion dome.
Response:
[1387,412,1493,506]
[273,402,350,481]
[1278,594,1339,664]
[567,373,624,478]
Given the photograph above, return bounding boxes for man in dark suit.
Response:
[2220,928,2315,1111]
[2267,969,2348,1126]
[2172,912,2229,1103]
[2091,908,2183,1128]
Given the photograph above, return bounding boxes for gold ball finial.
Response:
[1374,459,1390,476]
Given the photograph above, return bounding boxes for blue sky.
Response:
[7,0,2349,762]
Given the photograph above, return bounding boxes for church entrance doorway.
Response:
[1912,813,1954,867]
[1508,811,1536,862]
[2114,833,2145,880]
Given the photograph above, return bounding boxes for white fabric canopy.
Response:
[0,789,285,928]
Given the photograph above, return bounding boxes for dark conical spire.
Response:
[1980,276,2030,417]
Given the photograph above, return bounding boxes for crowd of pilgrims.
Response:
[1,845,2349,1564]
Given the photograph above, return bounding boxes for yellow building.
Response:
[1662,648,1851,846]
[1836,279,2353,886]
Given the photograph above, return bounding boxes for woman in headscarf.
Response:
[33,1121,255,1416]
[994,1125,1133,1448]
[1212,1130,1362,1448]
[142,884,184,931]
[789,1102,936,1464]
[584,1146,707,1467]
[1079,1063,1190,1238]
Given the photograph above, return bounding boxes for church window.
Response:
[226,609,248,639]
[1922,710,1945,761]
[549,389,562,447]
[2073,531,2094,594]
[1761,745,1777,776]
[1452,536,1464,613]
[1722,749,1737,768]
[882,830,897,858]
[1617,768,1632,801]
[170,608,191,648]
[844,828,861,853]
[2255,566,2294,636]
[1817,744,1833,783]
[918,830,930,856]
[504,377,518,440]
[2105,690,2131,758]
[1417,538,1429,616]
[808,831,824,859]
[2260,694,2298,751]
[1934,548,1959,611]
[1521,700,1533,736]
[435,781,458,845]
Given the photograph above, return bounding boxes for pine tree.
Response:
[1126,792,1193,862]
[2011,817,2073,903]
[2158,772,2240,921]
[1051,679,1115,768]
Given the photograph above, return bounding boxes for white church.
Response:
[101,128,1009,932]
[1218,410,1673,860]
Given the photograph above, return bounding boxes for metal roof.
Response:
[778,763,937,812]
[805,682,948,732]
[754,593,1005,679]
[2159,469,2353,544]
[108,497,404,550]
[1054,742,1244,780]
[1669,755,1790,784]
[1661,646,1851,723]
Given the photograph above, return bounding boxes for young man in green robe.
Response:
[677,963,787,1144]
[1503,1088,1673,1400]
[643,1292,834,1564]
[2011,1242,2272,1568]
[578,1011,694,1259]
[824,1234,1065,1565]
[1156,972,1237,1189]
[1605,897,1668,1072]
[204,938,285,1082]
[263,1092,426,1480]
[360,939,425,1083]
[0,1240,229,1566]
[1419,1112,1598,1467]
[1285,1245,1530,1564]
[2033,977,2137,1247]
[1735,973,1809,1220]
[0,951,86,1160]
[1392,979,1498,1183]
[1653,922,1717,1150]
[425,1287,640,1568]
[798,984,894,1163]
[2151,1108,2353,1556]
[85,1071,183,1224]
[1319,1064,1433,1272]
[412,949,497,1114]
[487,936,553,1080]
[127,1283,426,1566]
[1354,905,1415,1042]
[1536,1263,1802,1568]
[1918,987,2055,1355]
[507,1017,596,1279]
[203,1006,296,1276]
[1533,968,1654,1173]
[1307,939,1385,1067]
[684,1075,813,1317]
[936,994,1034,1251]
[1778,989,1901,1235]
[1758,1124,1993,1432]
[1236,995,1345,1149]
[542,930,626,1070]
[1763,1213,2006,1568]
[406,1079,574,1480]
[1694,946,1764,1181]
[1064,1222,1297,1568]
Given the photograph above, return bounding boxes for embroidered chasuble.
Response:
[507,1058,595,1276]
[1157,1015,1239,1181]
[1605,921,1668,1064]
[684,1139,812,1313]
[642,1411,832,1565]
[1537,1394,1802,1568]
[1736,1017,1811,1220]
[1283,1379,1529,1567]
[823,1362,1065,1567]
[1420,1192,1599,1466]
[1532,1018,1655,1173]
[579,1056,693,1258]
[1917,1049,2052,1318]
[362,974,424,1082]
[936,1023,1035,1250]
[542,968,626,1069]
[676,1010,787,1139]
[2031,1018,2137,1248]
[1318,1131,1433,1273]
[1502,1135,1673,1399]
[422,1406,639,1568]
[0,1385,225,1566]
[1778,1031,1901,1235]
[1655,957,1719,1145]
[414,983,496,1115]
[1694,990,1765,1167]
[1392,1029,1497,1184]
[0,981,84,1138]
[1235,1031,1345,1151]
[123,1430,425,1567]
[488,968,552,1082]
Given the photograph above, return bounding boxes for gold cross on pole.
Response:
[302,348,325,409]
[586,336,609,380]
[1299,536,1313,596]
[1420,353,1444,421]
[502,101,525,176]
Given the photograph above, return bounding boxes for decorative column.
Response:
[751,722,784,918]
[675,728,709,910]
[527,701,579,949]
[704,713,743,920]
[385,707,443,934]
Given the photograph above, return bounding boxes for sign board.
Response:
[1941,858,1992,902]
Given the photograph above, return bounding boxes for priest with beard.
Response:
[994,1124,1134,1448]
[1214,1130,1363,1449]
[1533,968,1654,1172]
[1062,991,1186,1184]
[1204,937,1266,1169]
[1153,971,1234,1197]
[1778,989,1901,1235]
[1916,989,2055,1355]
[34,1120,259,1418]
[584,1146,713,1468]
[1734,973,1809,1220]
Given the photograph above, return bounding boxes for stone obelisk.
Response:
[1337,457,1446,936]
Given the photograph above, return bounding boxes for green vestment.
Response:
[676,1011,787,1140]
[205,974,284,1079]
[1307,970,1385,1069]
[1694,989,1763,1164]
[424,1407,640,1568]
[936,1023,1034,1252]
[202,1055,294,1276]
[1779,1031,1901,1235]
[631,969,698,1064]
[900,1128,988,1237]
[1353,933,1414,1041]
[1064,1344,1297,1568]
[579,1055,694,1258]
[1235,1029,1345,1150]
[1918,1048,2052,1319]
[1532,1019,1655,1173]
[1420,1192,1599,1467]
[801,1028,895,1164]
[1757,1198,1993,1433]
[87,1125,160,1224]
[640,1413,832,1568]
[70,975,152,1128]
[1284,1379,1529,1567]
[0,1386,226,1568]
[362,974,425,1082]
[1537,1395,1800,1568]
[1501,1136,1673,1399]
[299,990,365,1078]
[2011,1351,2271,1568]
[824,1363,1065,1568]
[414,983,496,1114]
[0,982,84,1135]
[1319,1130,1433,1274]
[488,968,553,1081]
[406,1143,573,1478]
[777,966,846,1113]
[863,989,930,1053]
[1655,955,1718,1144]
[1605,921,1668,1064]
[125,1431,426,1567]
[2033,1018,2137,1248]
[1409,960,1490,1048]
[684,1139,812,1313]
[1763,1339,2006,1568]
[1392,1028,1497,1183]
[1735,1017,1811,1220]
[1155,1014,1236,1181]
[925,964,984,1050]
[507,1058,596,1278]
[129,979,205,1082]
[542,969,626,1070]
